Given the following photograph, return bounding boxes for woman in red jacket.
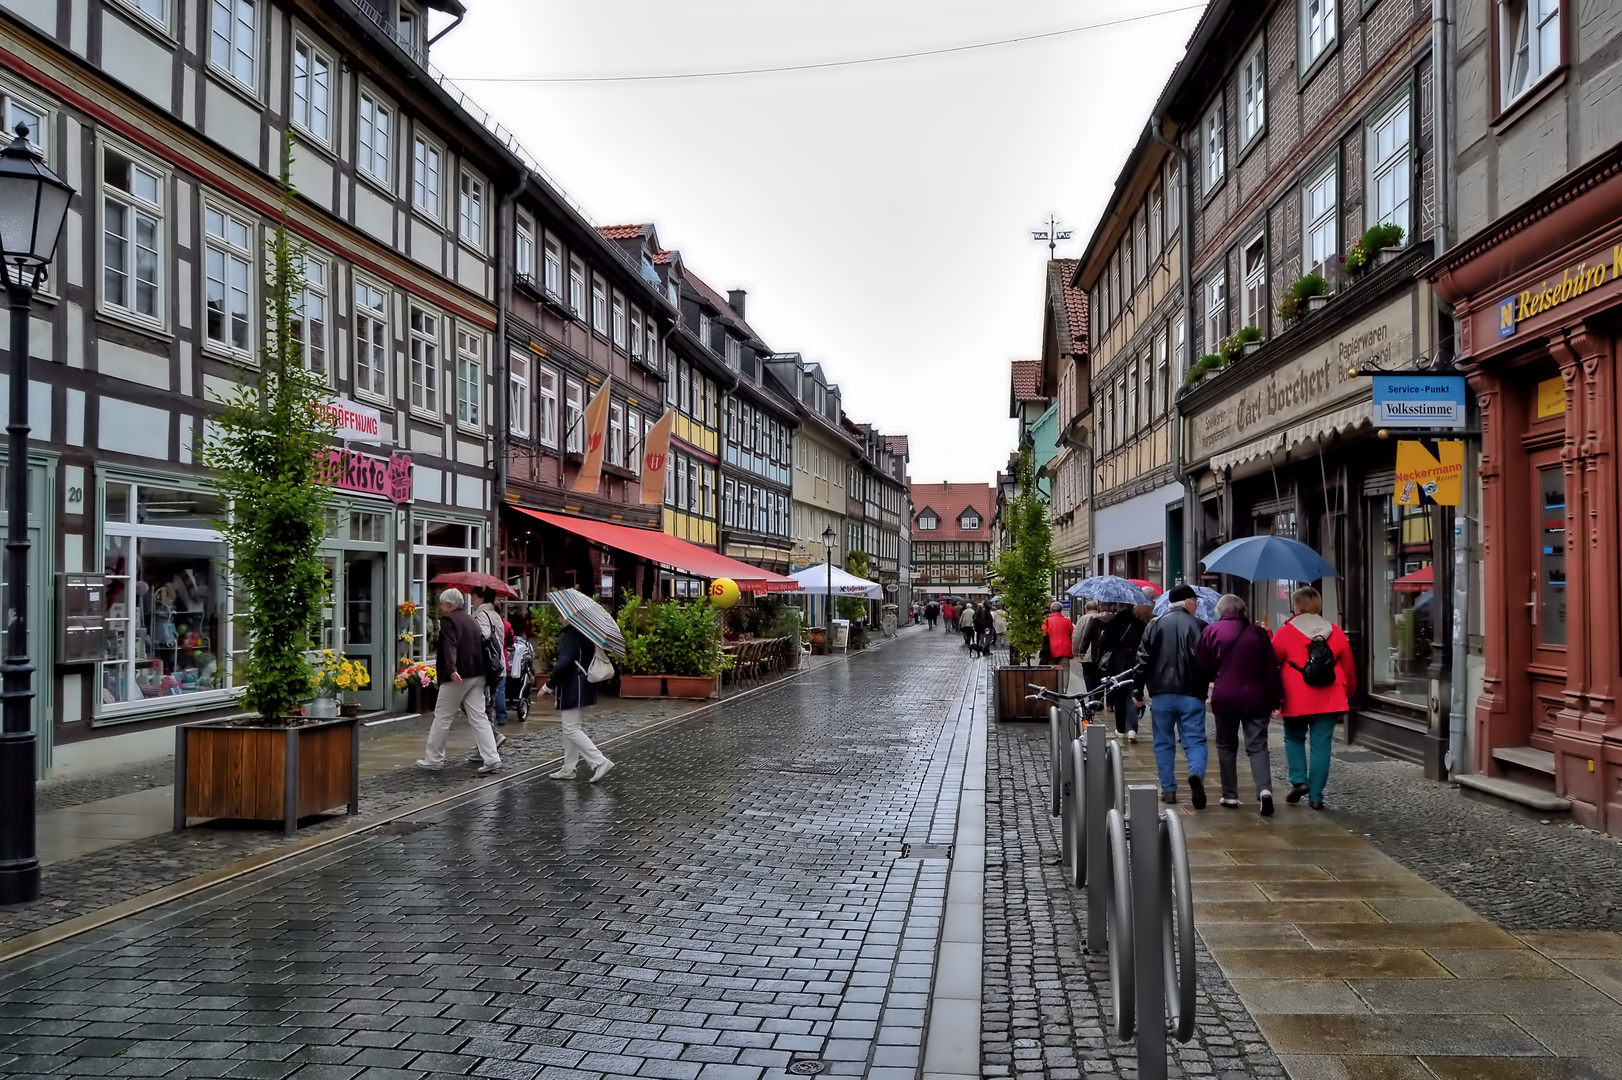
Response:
[1271,585,1356,810]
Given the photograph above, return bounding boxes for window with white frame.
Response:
[627,407,641,461]
[1133,210,1147,284]
[515,216,534,280]
[102,145,163,324]
[1303,157,1337,274]
[1241,234,1267,328]
[611,293,626,349]
[569,258,585,317]
[458,173,484,247]
[1239,40,1265,146]
[961,512,980,530]
[1154,328,1169,415]
[1139,352,1153,428]
[725,336,740,370]
[591,277,607,334]
[1206,271,1227,353]
[291,39,331,143]
[509,352,531,438]
[645,324,659,369]
[1174,316,1186,384]
[565,379,584,452]
[1204,104,1225,192]
[534,363,557,445]
[116,0,169,28]
[1127,359,1140,433]
[1501,0,1560,104]
[1149,184,1164,253]
[353,279,388,399]
[1301,0,1337,72]
[455,328,481,428]
[409,305,440,415]
[629,307,644,359]
[698,311,712,349]
[203,202,252,355]
[543,233,561,295]
[411,136,440,218]
[209,0,257,90]
[1367,93,1411,235]
[294,252,328,376]
[358,92,391,186]
[608,401,625,466]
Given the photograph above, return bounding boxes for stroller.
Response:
[506,635,536,722]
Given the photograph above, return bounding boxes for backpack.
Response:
[480,629,505,682]
[1293,633,1338,688]
[578,644,615,683]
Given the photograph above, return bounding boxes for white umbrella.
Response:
[788,562,883,598]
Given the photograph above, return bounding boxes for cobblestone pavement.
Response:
[0,628,974,1079]
[1319,752,1622,932]
[983,692,1286,1080]
[6,656,873,946]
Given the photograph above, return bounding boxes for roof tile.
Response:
[908,483,996,542]
[1010,359,1043,401]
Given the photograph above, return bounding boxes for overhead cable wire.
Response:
[449,5,1206,84]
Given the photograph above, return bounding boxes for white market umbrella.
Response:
[788,562,883,599]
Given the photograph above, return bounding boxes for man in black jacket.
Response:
[418,588,503,774]
[1132,584,1210,807]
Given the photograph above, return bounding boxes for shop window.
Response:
[1369,499,1434,707]
[101,482,231,712]
[411,519,480,661]
[1253,510,1299,630]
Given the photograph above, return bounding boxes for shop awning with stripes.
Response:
[512,507,799,592]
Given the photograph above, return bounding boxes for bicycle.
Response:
[1028,674,1133,889]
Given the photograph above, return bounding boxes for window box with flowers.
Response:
[1344,224,1406,278]
[1276,272,1331,324]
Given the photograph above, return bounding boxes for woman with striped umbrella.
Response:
[543,589,625,782]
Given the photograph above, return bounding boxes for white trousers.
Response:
[425,675,500,766]
[560,707,608,771]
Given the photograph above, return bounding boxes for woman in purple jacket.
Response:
[1195,594,1283,816]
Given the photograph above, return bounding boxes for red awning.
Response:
[1392,565,1434,593]
[513,507,798,592]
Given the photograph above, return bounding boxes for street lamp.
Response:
[821,525,836,631]
[0,124,73,905]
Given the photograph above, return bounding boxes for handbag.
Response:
[579,646,615,684]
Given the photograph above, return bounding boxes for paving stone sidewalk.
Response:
[0,625,972,1079]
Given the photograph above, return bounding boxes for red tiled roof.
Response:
[884,435,910,459]
[908,483,995,542]
[596,224,646,240]
[653,249,675,265]
[1051,258,1089,353]
[1010,359,1043,402]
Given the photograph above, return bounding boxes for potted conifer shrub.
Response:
[989,450,1061,721]
[177,158,359,836]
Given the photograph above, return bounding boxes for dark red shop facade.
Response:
[1431,145,1622,835]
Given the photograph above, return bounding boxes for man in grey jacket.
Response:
[1131,584,1210,807]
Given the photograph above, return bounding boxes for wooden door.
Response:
[1528,447,1568,749]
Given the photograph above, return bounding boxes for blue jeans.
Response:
[1284,714,1340,801]
[489,675,508,726]
[1151,694,1209,794]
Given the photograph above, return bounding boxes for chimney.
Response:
[727,289,747,319]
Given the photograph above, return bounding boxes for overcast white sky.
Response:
[431,1,1204,485]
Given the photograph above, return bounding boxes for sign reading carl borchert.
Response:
[1372,375,1466,429]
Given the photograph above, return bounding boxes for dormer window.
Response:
[397,5,420,59]
[918,513,938,531]
[725,336,741,371]
[961,513,981,530]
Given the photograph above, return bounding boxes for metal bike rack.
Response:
[1049,704,1065,818]
[1101,785,1198,1079]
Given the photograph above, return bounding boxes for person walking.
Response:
[973,601,994,656]
[990,605,1007,651]
[926,600,939,629]
[417,589,503,774]
[958,601,977,647]
[1097,604,1147,740]
[941,600,955,628]
[1072,601,1106,691]
[1273,585,1356,810]
[1043,602,1075,688]
[542,621,615,782]
[1131,584,1210,807]
[470,588,509,728]
[1196,594,1281,816]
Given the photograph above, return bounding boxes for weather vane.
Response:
[1031,214,1073,260]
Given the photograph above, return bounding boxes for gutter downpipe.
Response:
[1151,116,1195,584]
[1433,0,1467,776]
[493,172,529,579]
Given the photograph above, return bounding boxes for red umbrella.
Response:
[429,571,517,598]
[1128,579,1163,596]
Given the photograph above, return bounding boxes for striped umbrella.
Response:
[549,588,626,658]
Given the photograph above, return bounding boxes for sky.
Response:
[430,1,1205,486]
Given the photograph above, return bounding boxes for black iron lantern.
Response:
[0,123,72,291]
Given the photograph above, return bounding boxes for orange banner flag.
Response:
[640,409,675,505]
[571,378,612,494]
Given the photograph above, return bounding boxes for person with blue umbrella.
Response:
[1130,584,1211,806]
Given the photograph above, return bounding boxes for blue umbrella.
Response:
[1153,586,1222,624]
[1201,535,1338,583]
[1069,575,1154,606]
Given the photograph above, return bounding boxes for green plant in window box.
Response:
[1276,272,1330,323]
[1219,325,1263,364]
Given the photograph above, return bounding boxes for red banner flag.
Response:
[640,409,675,505]
[571,378,612,494]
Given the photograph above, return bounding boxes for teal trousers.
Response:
[1283,714,1340,802]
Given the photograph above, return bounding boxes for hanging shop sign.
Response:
[1372,375,1466,429]
[1394,440,1464,506]
[318,449,413,504]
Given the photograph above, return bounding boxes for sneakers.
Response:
[1160,791,1178,804]
[1220,798,1239,809]
[1188,773,1207,811]
[1126,731,1138,743]
[476,760,504,775]
[1259,790,1275,817]
[1286,782,1310,804]
[589,759,616,783]
[415,758,444,770]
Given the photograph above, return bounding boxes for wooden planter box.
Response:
[994,664,1063,721]
[666,675,719,699]
[618,674,665,698]
[175,715,360,836]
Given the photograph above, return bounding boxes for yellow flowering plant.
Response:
[309,649,372,700]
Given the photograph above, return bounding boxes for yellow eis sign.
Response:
[1394,440,1464,506]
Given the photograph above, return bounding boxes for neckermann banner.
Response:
[317,449,413,503]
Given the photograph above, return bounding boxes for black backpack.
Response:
[1293,634,1337,687]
